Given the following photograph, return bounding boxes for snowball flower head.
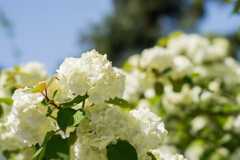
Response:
[57,50,125,104]
[8,86,56,146]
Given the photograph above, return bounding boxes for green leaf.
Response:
[106,97,131,108]
[32,130,55,160]
[41,98,51,106]
[3,84,16,89]
[68,130,78,146]
[0,104,3,117]
[162,67,172,75]
[217,134,232,145]
[199,147,215,160]
[46,74,58,88]
[232,0,240,13]
[44,135,70,159]
[0,97,13,105]
[52,90,60,99]
[190,73,200,78]
[46,106,53,117]
[147,152,157,160]
[23,88,35,94]
[154,82,164,95]
[152,67,172,77]
[59,94,89,109]
[107,139,138,160]
[57,108,85,133]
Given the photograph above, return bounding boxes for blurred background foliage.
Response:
[80,0,240,66]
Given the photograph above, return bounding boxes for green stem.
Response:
[49,115,57,121]
[82,99,86,108]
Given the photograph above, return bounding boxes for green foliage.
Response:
[41,98,51,106]
[0,97,13,105]
[59,94,89,109]
[44,135,70,159]
[154,82,164,95]
[68,130,78,146]
[147,152,157,160]
[46,106,53,117]
[106,97,131,108]
[0,104,3,117]
[57,108,85,133]
[52,90,60,99]
[32,131,55,160]
[107,139,138,160]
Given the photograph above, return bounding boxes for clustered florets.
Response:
[5,49,185,160]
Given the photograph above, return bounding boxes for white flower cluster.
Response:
[8,87,55,146]
[6,50,188,160]
[14,62,49,86]
[73,104,168,160]
[57,50,125,104]
[167,34,229,63]
[0,116,25,150]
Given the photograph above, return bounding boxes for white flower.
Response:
[57,50,125,104]
[140,46,175,71]
[8,87,56,146]
[170,154,188,160]
[0,116,26,150]
[15,62,49,86]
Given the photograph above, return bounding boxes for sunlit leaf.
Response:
[46,74,58,88]
[106,97,131,108]
[52,90,60,100]
[31,82,46,93]
[0,97,13,105]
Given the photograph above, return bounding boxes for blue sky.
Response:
[0,1,240,75]
[0,0,113,75]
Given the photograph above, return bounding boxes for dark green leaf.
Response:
[232,0,240,13]
[46,106,53,117]
[147,152,157,160]
[41,98,51,106]
[0,104,3,117]
[199,147,215,160]
[68,130,78,146]
[44,135,70,159]
[57,108,85,133]
[172,81,183,92]
[183,76,192,85]
[154,82,164,95]
[106,97,131,108]
[162,67,172,75]
[152,67,172,77]
[32,131,55,160]
[0,97,13,105]
[52,90,60,99]
[59,94,89,109]
[107,139,138,160]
